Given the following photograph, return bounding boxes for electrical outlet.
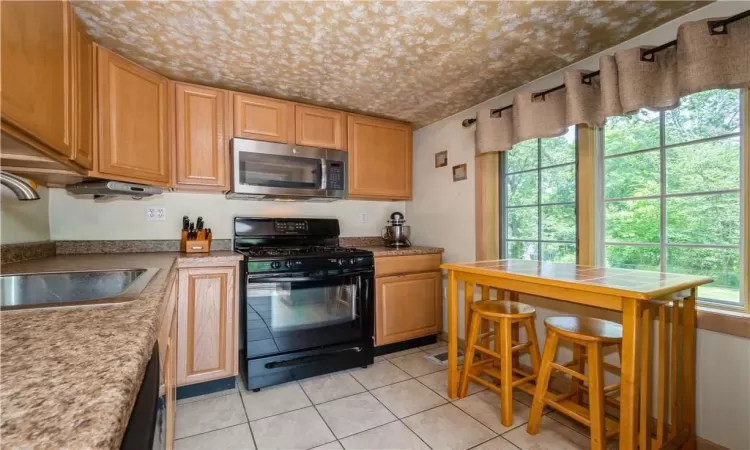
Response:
[146,206,166,221]
[360,213,368,223]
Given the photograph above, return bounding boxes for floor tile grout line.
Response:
[174,421,249,442]
[545,410,596,441]
[335,418,402,443]
[297,377,341,446]
[237,387,261,450]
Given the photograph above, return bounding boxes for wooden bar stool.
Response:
[458,300,542,427]
[527,316,623,450]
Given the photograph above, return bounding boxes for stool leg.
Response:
[499,317,514,427]
[528,331,558,435]
[587,342,606,450]
[458,312,482,398]
[570,344,585,404]
[523,316,542,376]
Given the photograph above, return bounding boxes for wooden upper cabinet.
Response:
[173,83,228,190]
[295,105,346,150]
[375,271,442,346]
[233,93,293,143]
[347,114,412,199]
[1,0,75,159]
[177,267,236,386]
[73,17,94,170]
[96,48,170,184]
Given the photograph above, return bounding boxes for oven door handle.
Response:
[247,270,373,283]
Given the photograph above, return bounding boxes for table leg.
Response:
[447,270,459,399]
[682,290,698,450]
[464,282,474,343]
[619,297,642,450]
[639,305,653,450]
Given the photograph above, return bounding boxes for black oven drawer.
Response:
[242,341,373,390]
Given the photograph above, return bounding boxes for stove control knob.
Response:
[338,258,346,266]
[270,261,281,270]
[285,260,295,268]
[349,258,357,265]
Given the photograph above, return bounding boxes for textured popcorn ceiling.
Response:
[72,1,708,128]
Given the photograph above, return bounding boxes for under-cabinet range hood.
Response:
[65,181,162,199]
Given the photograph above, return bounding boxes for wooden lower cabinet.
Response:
[375,271,442,346]
[176,266,237,386]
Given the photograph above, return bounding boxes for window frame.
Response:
[595,89,746,309]
[499,128,579,263]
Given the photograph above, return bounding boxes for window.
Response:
[502,127,577,262]
[600,89,743,306]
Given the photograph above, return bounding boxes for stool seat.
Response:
[545,316,622,343]
[472,300,536,318]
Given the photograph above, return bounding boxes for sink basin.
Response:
[0,268,160,310]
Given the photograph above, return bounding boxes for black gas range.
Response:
[234,217,374,391]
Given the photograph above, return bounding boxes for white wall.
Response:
[408,2,750,448]
[0,185,50,244]
[49,188,402,240]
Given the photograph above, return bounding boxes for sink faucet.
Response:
[0,171,40,200]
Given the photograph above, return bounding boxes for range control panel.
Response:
[274,220,308,233]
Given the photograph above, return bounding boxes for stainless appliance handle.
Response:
[320,158,328,190]
[247,270,374,283]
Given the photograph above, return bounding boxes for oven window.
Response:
[238,152,321,189]
[247,279,356,332]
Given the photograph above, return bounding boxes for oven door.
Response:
[244,269,373,358]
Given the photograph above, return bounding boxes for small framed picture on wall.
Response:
[453,163,467,182]
[435,150,448,168]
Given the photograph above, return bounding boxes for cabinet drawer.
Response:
[375,253,441,277]
[375,271,442,346]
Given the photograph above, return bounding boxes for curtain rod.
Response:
[461,8,750,128]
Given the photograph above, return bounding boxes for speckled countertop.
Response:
[351,245,444,257]
[0,251,241,449]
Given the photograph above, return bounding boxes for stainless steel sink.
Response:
[0,268,160,310]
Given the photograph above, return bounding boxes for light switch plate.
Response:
[360,213,368,223]
[146,206,166,221]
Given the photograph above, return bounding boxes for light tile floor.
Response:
[175,344,600,449]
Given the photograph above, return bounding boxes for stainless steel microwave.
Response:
[228,138,347,202]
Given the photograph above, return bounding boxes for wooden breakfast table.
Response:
[441,259,712,450]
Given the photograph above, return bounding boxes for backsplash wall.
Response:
[1,185,50,244]
[48,188,403,240]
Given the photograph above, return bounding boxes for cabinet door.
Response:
[233,93,293,143]
[97,48,170,184]
[375,271,442,346]
[73,17,94,169]
[1,0,74,158]
[347,114,412,199]
[177,267,236,386]
[174,83,228,190]
[295,105,346,150]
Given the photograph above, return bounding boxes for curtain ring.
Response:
[581,74,592,85]
[707,20,728,35]
[491,110,503,118]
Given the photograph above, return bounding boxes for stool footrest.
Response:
[543,397,620,438]
[550,362,587,381]
[602,362,621,373]
[511,373,537,387]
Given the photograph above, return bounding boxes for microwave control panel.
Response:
[327,161,345,190]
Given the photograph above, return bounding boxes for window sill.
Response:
[697,307,750,339]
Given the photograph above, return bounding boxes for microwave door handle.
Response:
[320,158,328,189]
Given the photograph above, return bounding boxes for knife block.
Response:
[180,230,211,253]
